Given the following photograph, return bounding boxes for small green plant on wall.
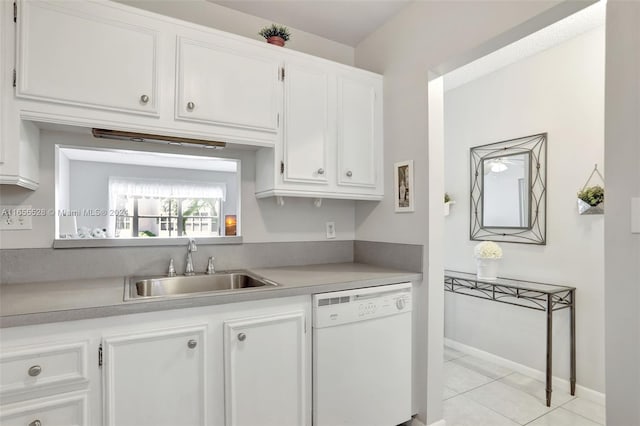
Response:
[444,192,455,216]
[259,24,291,46]
[578,185,604,207]
[577,185,604,215]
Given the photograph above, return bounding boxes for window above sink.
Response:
[54,145,241,248]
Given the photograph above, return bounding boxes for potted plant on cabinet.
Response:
[577,185,604,215]
[259,24,291,47]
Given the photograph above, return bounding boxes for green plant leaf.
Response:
[577,185,604,207]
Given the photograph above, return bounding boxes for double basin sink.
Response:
[125,270,278,301]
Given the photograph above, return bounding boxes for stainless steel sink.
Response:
[124,271,278,301]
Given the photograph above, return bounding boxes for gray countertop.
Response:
[0,263,422,328]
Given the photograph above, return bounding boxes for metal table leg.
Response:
[570,289,576,396]
[546,293,553,407]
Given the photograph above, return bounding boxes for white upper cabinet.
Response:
[176,36,281,132]
[255,61,383,201]
[282,63,330,185]
[337,74,382,189]
[102,325,207,426]
[16,0,160,115]
[3,0,383,196]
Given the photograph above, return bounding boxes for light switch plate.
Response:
[632,197,640,234]
[326,221,336,239]
[0,205,34,230]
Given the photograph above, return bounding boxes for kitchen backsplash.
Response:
[0,240,424,284]
[354,240,423,272]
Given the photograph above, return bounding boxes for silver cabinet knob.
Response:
[346,170,353,177]
[140,94,149,104]
[28,365,42,377]
[396,299,406,310]
[317,168,325,175]
[187,339,197,349]
[187,101,195,111]
[29,420,42,426]
[237,333,246,342]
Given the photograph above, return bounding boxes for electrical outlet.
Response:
[0,205,34,230]
[326,221,336,239]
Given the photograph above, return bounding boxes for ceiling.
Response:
[444,1,605,91]
[208,0,411,46]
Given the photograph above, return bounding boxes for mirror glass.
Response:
[482,153,530,228]
[55,146,240,244]
[470,133,546,245]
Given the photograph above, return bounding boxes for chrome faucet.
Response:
[167,258,176,277]
[184,238,197,276]
[206,256,215,275]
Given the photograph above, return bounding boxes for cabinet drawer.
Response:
[0,392,87,426]
[0,342,88,399]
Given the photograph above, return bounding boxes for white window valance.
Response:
[109,177,226,201]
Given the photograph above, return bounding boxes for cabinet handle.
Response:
[28,365,42,377]
[140,94,149,104]
[187,339,197,349]
[187,101,195,111]
[29,420,42,426]
[237,333,246,342]
[346,170,353,177]
[317,168,325,175]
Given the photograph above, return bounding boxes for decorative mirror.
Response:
[470,133,547,245]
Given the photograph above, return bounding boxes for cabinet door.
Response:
[224,311,308,426]
[176,37,280,132]
[16,1,159,115]
[283,63,330,184]
[337,75,381,188]
[102,325,207,426]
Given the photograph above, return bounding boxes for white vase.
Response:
[476,258,499,280]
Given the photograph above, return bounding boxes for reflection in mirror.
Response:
[55,146,240,242]
[470,133,546,245]
[482,153,531,228]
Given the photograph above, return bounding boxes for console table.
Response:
[444,270,576,407]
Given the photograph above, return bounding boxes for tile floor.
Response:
[443,346,606,426]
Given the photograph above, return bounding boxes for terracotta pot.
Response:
[266,36,285,47]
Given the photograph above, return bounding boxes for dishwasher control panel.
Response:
[313,282,412,328]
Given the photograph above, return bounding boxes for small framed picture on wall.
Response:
[394,160,414,212]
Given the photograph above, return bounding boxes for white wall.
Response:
[354,1,569,423]
[604,1,640,424]
[0,130,355,248]
[117,0,354,66]
[443,27,605,392]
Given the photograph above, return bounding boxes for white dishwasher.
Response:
[313,282,412,426]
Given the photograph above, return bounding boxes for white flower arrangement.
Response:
[474,241,503,259]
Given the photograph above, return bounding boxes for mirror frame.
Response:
[470,133,547,245]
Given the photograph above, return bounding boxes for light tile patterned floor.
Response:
[443,346,606,426]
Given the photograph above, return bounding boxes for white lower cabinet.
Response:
[0,295,311,426]
[102,325,207,426]
[0,392,88,426]
[224,311,308,426]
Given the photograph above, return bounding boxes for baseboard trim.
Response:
[444,338,606,406]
